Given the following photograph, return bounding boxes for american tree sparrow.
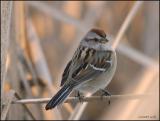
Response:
[45,28,117,110]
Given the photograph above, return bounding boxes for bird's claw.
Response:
[75,91,84,104]
[100,89,111,105]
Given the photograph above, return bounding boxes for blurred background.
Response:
[1,1,159,120]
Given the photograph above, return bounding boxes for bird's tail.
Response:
[45,84,73,110]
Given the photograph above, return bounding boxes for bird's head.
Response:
[83,28,109,44]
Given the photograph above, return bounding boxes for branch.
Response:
[1,90,15,120]
[12,94,151,104]
[14,92,36,120]
[1,90,36,120]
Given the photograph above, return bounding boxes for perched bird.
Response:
[45,28,117,110]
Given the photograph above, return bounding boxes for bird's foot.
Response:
[75,91,84,104]
[100,89,111,105]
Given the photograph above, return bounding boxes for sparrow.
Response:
[45,28,117,110]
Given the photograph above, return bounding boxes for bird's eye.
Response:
[86,38,99,42]
[94,38,99,42]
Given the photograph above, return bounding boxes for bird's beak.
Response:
[101,38,109,43]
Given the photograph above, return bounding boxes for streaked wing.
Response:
[60,60,72,86]
[60,45,85,86]
[69,48,113,86]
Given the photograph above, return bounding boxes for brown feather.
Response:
[90,28,106,38]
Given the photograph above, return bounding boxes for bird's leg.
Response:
[75,91,84,103]
[100,89,111,105]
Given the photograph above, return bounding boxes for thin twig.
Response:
[1,90,15,120]
[14,92,36,120]
[1,90,36,120]
[112,1,143,49]
[12,94,151,104]
[68,93,92,120]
